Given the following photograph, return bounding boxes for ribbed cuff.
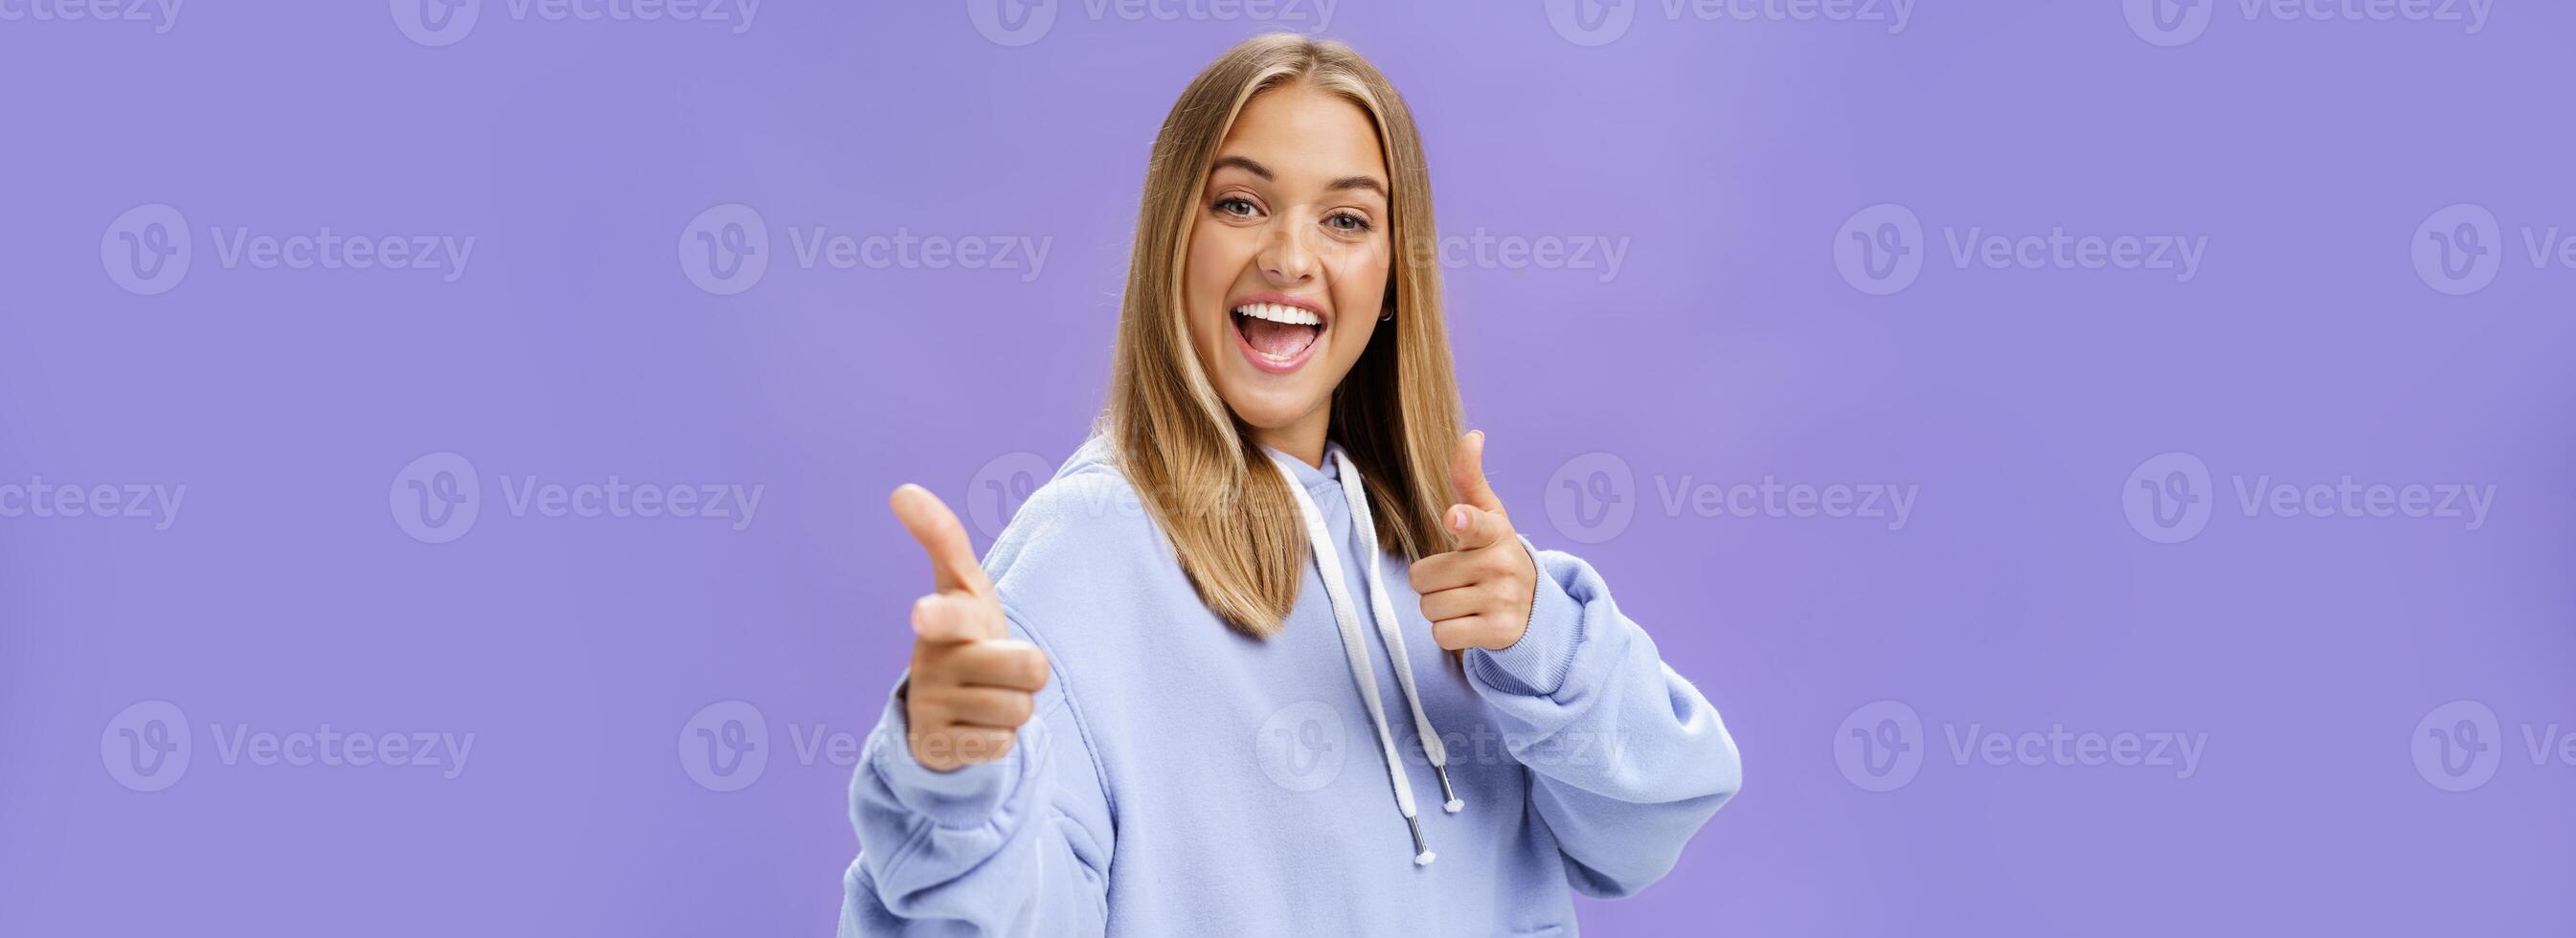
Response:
[1467,536,1585,697]
[868,679,1030,829]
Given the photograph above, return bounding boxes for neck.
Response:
[1252,409,1331,469]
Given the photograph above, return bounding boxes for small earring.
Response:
[1379,309,1394,322]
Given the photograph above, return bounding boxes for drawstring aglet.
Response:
[1406,814,1435,866]
[1435,764,1462,814]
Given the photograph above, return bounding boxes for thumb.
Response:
[890,483,991,597]
[1444,502,1514,552]
[1450,430,1504,514]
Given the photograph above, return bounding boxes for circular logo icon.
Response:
[2410,699,2501,793]
[1835,700,1922,793]
[967,452,1053,541]
[2411,203,2502,297]
[391,0,481,47]
[1255,700,1346,793]
[679,700,770,792]
[678,203,770,296]
[391,451,481,545]
[102,700,191,793]
[967,0,1057,47]
[101,203,192,297]
[1544,451,1635,545]
[1545,0,1635,47]
[2123,0,2212,47]
[2122,451,2212,544]
[1833,203,1923,296]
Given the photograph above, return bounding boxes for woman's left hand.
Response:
[1410,431,1539,651]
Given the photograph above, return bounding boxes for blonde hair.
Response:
[1099,33,1464,638]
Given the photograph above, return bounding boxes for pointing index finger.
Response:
[891,483,992,597]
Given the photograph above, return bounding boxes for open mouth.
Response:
[1230,301,1325,373]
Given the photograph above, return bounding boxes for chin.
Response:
[1218,386,1326,433]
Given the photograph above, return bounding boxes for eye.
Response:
[1324,212,1373,234]
[1212,196,1260,219]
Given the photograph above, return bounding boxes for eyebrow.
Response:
[1209,155,1389,198]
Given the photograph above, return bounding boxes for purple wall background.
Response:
[5,1,2572,934]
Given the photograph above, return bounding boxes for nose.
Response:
[1256,216,1320,286]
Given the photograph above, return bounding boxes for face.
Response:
[1182,82,1392,451]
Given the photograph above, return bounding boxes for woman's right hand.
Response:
[889,484,1052,772]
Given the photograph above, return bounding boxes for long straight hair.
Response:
[1100,34,1464,638]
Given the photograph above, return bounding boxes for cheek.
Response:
[1182,229,1243,346]
[1332,252,1391,350]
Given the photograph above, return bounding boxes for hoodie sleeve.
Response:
[1460,538,1742,899]
[839,607,1114,937]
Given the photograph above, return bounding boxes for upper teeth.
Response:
[1234,302,1321,326]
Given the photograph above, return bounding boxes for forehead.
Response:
[1217,84,1388,184]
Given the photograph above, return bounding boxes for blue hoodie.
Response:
[840,436,1742,935]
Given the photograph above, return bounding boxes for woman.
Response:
[841,33,1741,936]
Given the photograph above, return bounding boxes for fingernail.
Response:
[1450,507,1467,532]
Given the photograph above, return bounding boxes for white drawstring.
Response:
[1331,449,1464,816]
[1266,447,1459,867]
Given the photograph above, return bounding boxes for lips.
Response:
[1230,299,1325,373]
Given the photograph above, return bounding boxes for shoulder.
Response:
[982,440,1176,611]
